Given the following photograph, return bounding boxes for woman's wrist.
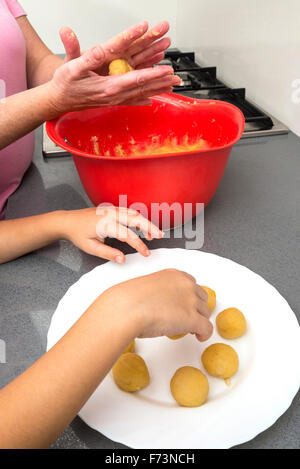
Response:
[36,82,63,121]
[0,83,62,150]
[18,82,62,122]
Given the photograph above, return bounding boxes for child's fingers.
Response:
[196,298,211,319]
[85,239,126,264]
[192,316,214,342]
[195,285,209,303]
[114,209,164,239]
[105,222,151,257]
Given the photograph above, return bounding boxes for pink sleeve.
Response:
[5,0,27,18]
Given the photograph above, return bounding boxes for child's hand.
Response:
[100,269,213,342]
[61,206,163,263]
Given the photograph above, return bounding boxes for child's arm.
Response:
[0,269,212,449]
[0,207,163,264]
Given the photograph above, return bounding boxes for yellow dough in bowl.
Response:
[112,352,150,392]
[109,58,133,76]
[168,334,187,340]
[170,366,209,407]
[216,308,247,339]
[201,343,239,386]
[201,286,216,312]
[122,339,135,354]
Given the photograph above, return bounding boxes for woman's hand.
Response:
[60,21,171,73]
[99,269,213,342]
[47,21,180,114]
[61,206,164,263]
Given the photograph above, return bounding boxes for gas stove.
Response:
[42,49,289,158]
[160,50,289,138]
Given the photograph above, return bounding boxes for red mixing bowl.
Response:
[46,93,244,228]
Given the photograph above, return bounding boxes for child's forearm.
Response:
[0,211,66,263]
[0,267,213,448]
[0,294,140,448]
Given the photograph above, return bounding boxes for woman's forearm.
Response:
[0,211,66,263]
[16,16,65,88]
[0,82,58,150]
[0,294,140,448]
[29,53,64,87]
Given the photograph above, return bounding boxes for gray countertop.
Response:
[0,127,299,449]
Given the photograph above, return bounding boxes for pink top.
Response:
[0,0,34,219]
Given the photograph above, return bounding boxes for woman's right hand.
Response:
[47,22,181,115]
[99,269,213,342]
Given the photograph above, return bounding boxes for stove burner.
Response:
[175,68,227,91]
[157,49,289,138]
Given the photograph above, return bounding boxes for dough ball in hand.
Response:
[201,286,216,312]
[109,58,133,76]
[170,366,209,407]
[112,352,150,392]
[201,343,239,386]
[216,308,247,339]
[122,339,135,354]
[168,334,187,340]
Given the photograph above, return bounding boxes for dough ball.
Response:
[201,343,239,385]
[170,366,209,407]
[216,308,247,339]
[122,339,135,354]
[109,58,133,76]
[201,286,216,312]
[168,334,187,340]
[112,352,150,392]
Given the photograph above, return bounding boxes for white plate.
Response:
[47,248,300,449]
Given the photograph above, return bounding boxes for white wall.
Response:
[21,0,178,52]
[176,0,300,136]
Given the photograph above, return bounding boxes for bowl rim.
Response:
[46,94,245,161]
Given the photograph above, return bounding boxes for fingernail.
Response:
[115,255,124,264]
[153,231,164,239]
[172,77,182,85]
[164,66,174,74]
[145,249,151,257]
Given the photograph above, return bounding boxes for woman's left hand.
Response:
[59,21,171,74]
